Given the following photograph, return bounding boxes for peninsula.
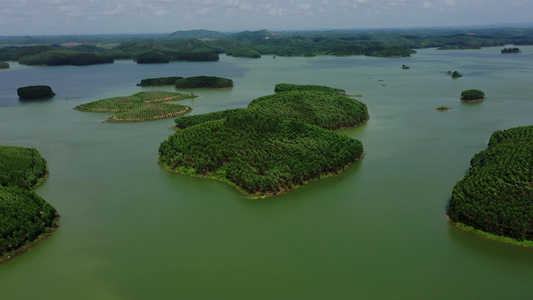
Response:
[0,146,59,263]
[448,125,533,247]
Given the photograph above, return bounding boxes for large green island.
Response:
[448,125,533,247]
[159,87,369,198]
[0,146,59,263]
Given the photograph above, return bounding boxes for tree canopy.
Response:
[0,146,58,260]
[17,85,55,99]
[461,89,485,101]
[448,125,533,243]
[175,76,233,89]
[163,87,368,197]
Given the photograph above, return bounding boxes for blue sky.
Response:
[0,0,532,35]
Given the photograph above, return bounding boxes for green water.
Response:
[1,47,533,299]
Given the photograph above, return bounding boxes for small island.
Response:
[436,106,451,111]
[460,89,485,102]
[401,64,410,70]
[0,61,9,69]
[451,70,462,78]
[162,87,369,198]
[0,146,59,263]
[501,47,521,54]
[448,125,533,247]
[137,76,183,86]
[175,76,233,89]
[74,91,196,123]
[17,85,56,99]
[274,83,346,95]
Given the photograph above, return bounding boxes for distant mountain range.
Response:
[166,22,533,40]
[167,29,277,40]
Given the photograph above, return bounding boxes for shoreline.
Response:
[460,98,486,103]
[158,153,364,199]
[0,216,61,264]
[448,216,533,249]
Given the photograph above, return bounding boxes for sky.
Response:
[0,0,532,36]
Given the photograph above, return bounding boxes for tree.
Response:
[460,89,485,101]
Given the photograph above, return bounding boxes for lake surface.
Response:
[1,47,533,299]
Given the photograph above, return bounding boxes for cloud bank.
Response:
[0,0,531,35]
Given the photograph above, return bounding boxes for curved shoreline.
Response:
[1,158,60,265]
[158,153,364,199]
[0,217,60,264]
[448,217,533,248]
[460,98,486,103]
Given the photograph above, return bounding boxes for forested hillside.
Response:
[159,111,364,198]
[3,27,532,65]
[448,125,533,244]
[162,87,368,198]
[0,146,58,261]
[174,89,368,130]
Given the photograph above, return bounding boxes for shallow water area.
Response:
[1,47,533,299]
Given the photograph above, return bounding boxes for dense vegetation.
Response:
[451,71,462,78]
[0,146,58,260]
[75,91,195,122]
[0,146,48,189]
[0,61,9,69]
[448,125,533,243]
[164,87,368,197]
[501,47,521,53]
[174,90,368,130]
[248,91,368,130]
[2,27,533,64]
[274,83,346,95]
[225,46,261,58]
[159,110,364,197]
[461,89,485,101]
[137,76,183,86]
[175,76,233,89]
[18,50,113,66]
[17,85,56,99]
[135,51,170,63]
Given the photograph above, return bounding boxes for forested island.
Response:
[160,87,369,198]
[17,85,56,99]
[460,89,485,102]
[0,61,9,69]
[74,91,196,122]
[137,76,183,86]
[2,27,532,65]
[274,83,346,94]
[448,125,533,247]
[501,47,521,53]
[451,71,462,78]
[0,146,59,263]
[175,76,233,89]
